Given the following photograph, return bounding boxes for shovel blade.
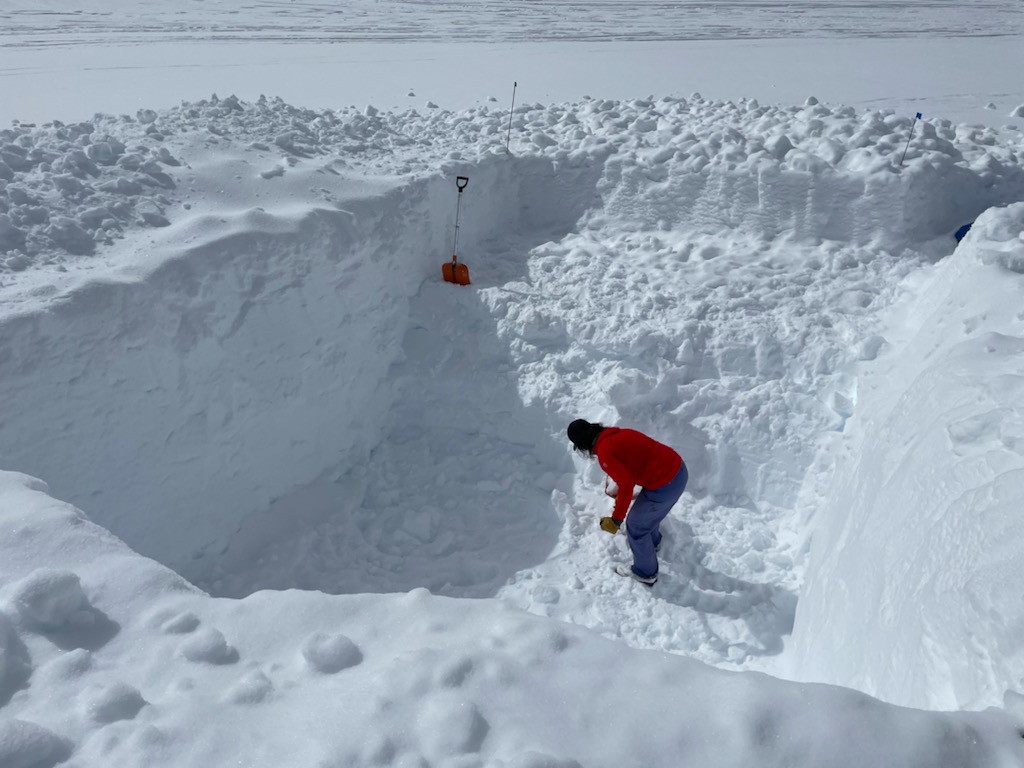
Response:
[442,261,471,286]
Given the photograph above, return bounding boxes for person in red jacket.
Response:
[567,419,688,586]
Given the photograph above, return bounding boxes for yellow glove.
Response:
[599,517,621,534]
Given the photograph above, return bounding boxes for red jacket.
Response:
[594,428,682,522]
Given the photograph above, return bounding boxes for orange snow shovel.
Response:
[442,176,471,286]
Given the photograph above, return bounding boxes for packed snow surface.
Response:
[3,2,1024,766]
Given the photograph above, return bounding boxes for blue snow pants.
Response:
[626,462,688,579]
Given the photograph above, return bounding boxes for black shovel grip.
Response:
[456,176,469,190]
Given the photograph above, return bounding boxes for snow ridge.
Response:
[3,93,1022,276]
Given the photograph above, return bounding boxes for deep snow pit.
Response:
[0,154,602,599]
[2,94,1023,677]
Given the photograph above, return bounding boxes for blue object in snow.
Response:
[955,223,972,242]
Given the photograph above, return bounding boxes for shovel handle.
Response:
[456,176,469,190]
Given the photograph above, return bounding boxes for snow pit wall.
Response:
[609,160,980,246]
[0,155,594,583]
[790,204,1024,711]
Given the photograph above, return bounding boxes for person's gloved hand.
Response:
[599,517,621,534]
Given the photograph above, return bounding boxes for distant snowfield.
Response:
[2,1,1023,127]
[7,0,1022,43]
[2,3,1024,766]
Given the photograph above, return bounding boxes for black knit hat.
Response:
[567,419,602,453]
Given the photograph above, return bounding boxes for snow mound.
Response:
[1,470,1023,767]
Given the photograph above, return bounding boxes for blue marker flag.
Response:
[900,112,923,166]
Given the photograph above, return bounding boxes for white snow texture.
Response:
[2,2,1024,767]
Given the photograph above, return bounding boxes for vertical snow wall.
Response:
[789,203,1024,711]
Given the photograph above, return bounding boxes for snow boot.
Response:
[614,564,657,586]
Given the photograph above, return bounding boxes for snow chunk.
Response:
[77,206,113,228]
[223,670,273,705]
[0,719,71,768]
[766,134,795,160]
[857,335,887,361]
[135,200,170,228]
[531,131,558,148]
[155,147,179,166]
[631,116,658,133]
[85,140,124,166]
[970,202,1024,274]
[784,150,831,173]
[96,176,143,195]
[81,680,147,723]
[0,145,30,172]
[301,631,363,673]
[43,216,94,255]
[178,627,238,665]
[0,613,31,705]
[273,131,306,153]
[0,214,26,254]
[10,569,90,631]
[416,695,489,757]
